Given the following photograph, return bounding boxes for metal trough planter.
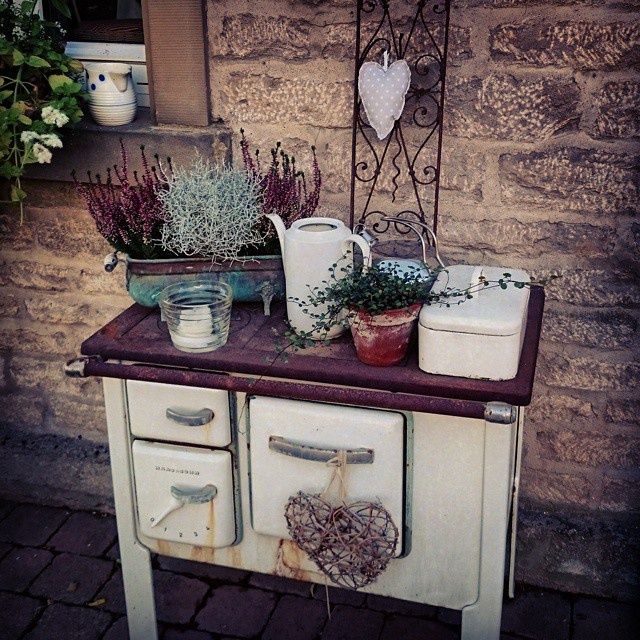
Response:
[121,255,285,313]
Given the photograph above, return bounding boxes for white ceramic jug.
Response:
[267,215,372,339]
[85,62,137,126]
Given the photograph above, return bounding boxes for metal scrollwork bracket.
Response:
[349,0,452,242]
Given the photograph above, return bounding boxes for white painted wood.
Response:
[249,397,405,552]
[132,441,236,547]
[103,377,158,640]
[127,380,231,447]
[65,42,147,63]
[461,420,517,640]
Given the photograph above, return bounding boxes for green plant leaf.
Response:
[48,74,73,91]
[0,89,12,101]
[10,184,27,202]
[26,55,50,68]
[12,49,25,66]
[49,0,72,19]
[18,114,32,125]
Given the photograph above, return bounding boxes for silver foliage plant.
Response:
[158,157,266,262]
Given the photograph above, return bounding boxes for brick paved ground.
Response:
[0,501,638,640]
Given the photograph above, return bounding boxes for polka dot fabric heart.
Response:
[358,59,411,140]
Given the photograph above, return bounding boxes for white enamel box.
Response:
[418,265,530,380]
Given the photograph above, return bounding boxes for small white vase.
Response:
[85,62,137,126]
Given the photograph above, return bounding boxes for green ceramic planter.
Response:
[117,255,285,313]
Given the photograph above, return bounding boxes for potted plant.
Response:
[294,263,433,366]
[292,263,538,367]
[75,133,322,312]
[1,0,84,220]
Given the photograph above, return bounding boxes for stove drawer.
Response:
[132,440,236,548]
[127,380,231,447]
[249,397,405,553]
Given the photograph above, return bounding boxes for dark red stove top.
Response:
[81,286,544,408]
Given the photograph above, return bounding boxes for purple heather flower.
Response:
[240,130,321,229]
[74,141,170,258]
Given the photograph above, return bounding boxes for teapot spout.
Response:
[265,214,286,258]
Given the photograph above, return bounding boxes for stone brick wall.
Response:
[0,0,638,602]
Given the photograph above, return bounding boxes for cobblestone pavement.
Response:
[0,501,638,640]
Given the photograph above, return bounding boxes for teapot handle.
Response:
[343,234,372,270]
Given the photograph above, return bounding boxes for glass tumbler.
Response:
[158,280,233,353]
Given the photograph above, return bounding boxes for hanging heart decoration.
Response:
[285,492,398,589]
[284,451,398,590]
[358,54,411,141]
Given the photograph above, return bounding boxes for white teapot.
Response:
[267,215,372,339]
[85,62,137,126]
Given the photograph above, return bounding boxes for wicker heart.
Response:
[285,491,398,589]
[358,59,411,140]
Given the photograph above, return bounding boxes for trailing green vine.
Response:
[0,0,84,219]
[275,262,553,356]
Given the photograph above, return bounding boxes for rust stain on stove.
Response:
[191,545,215,563]
[229,545,242,567]
[275,539,315,582]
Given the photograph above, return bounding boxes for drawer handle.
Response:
[268,436,374,464]
[170,484,218,504]
[165,407,214,426]
[150,484,218,528]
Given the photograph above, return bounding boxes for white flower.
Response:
[20,131,39,144]
[12,26,26,39]
[39,133,63,149]
[41,106,69,128]
[32,142,53,164]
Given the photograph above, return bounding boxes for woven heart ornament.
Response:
[358,56,411,140]
[284,451,399,589]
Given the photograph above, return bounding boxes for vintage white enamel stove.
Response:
[66,289,544,640]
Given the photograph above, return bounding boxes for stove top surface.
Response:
[81,287,544,406]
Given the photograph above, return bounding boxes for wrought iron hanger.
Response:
[349,0,452,241]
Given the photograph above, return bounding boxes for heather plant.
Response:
[1,0,84,219]
[158,157,266,262]
[240,129,321,250]
[74,141,171,259]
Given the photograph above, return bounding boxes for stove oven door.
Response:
[248,396,406,555]
[132,440,236,548]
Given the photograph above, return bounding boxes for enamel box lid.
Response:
[418,265,531,337]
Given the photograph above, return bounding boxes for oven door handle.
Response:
[166,407,214,426]
[268,436,374,464]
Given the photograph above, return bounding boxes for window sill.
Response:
[26,109,232,182]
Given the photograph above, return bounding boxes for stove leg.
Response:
[460,422,515,640]
[104,378,158,640]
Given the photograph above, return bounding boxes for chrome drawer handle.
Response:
[268,436,374,464]
[165,407,214,426]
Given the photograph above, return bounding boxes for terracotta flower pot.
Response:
[350,304,422,367]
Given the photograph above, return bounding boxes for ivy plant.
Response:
[283,262,540,351]
[0,0,84,219]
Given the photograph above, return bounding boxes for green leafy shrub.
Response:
[0,0,84,218]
